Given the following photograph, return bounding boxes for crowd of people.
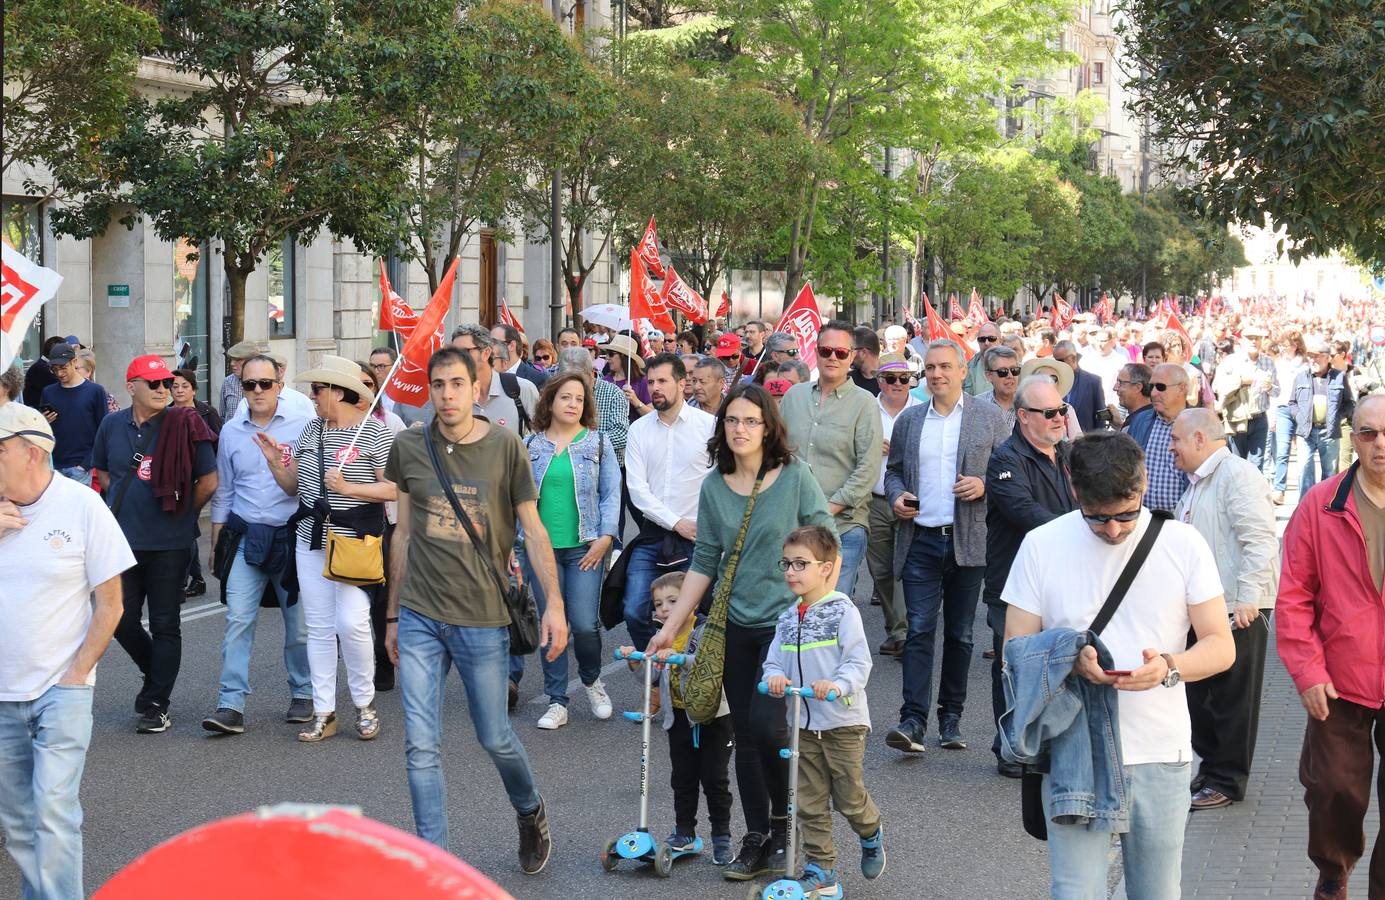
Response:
[2,300,1383,900]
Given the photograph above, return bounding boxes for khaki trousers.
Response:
[796,725,881,869]
[866,495,906,642]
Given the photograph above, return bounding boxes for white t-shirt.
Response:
[0,471,136,701]
[1002,509,1224,765]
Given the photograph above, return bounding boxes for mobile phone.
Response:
[39,404,56,415]
[901,496,920,510]
[1102,669,1133,677]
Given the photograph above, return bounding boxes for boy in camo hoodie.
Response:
[763,525,884,899]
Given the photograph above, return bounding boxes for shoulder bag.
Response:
[424,426,540,655]
[682,465,768,725]
[318,423,386,587]
[1021,510,1170,841]
[107,418,154,519]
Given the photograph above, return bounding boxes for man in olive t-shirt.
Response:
[383,347,568,876]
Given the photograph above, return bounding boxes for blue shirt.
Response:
[90,408,218,550]
[40,379,109,469]
[211,401,311,527]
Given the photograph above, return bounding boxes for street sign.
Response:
[107,284,130,308]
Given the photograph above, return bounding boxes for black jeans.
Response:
[723,621,789,834]
[1187,612,1271,800]
[114,548,190,712]
[667,707,734,838]
[369,524,396,684]
[986,599,1006,757]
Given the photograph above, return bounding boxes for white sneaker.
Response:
[586,680,613,720]
[536,703,568,730]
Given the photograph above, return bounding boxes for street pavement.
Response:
[2,462,1364,899]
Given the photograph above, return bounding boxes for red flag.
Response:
[921,292,972,359]
[378,260,417,333]
[716,290,731,319]
[967,288,989,325]
[772,282,825,373]
[498,300,525,336]
[385,257,458,406]
[1094,293,1112,325]
[1150,304,1193,349]
[948,293,964,321]
[661,265,708,324]
[901,304,923,336]
[636,216,666,280]
[629,250,675,332]
[1050,294,1075,331]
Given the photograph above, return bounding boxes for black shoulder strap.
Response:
[423,426,512,600]
[1089,510,1169,636]
[498,372,531,435]
[108,416,156,519]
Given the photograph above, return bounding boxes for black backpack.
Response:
[497,372,532,436]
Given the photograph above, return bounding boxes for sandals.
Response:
[355,704,380,741]
[297,713,337,743]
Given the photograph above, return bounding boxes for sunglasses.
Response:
[1354,427,1384,442]
[1150,382,1184,393]
[989,367,1022,378]
[1082,509,1142,525]
[879,373,911,385]
[777,558,828,572]
[241,378,277,393]
[817,346,852,361]
[534,353,552,363]
[139,378,175,390]
[310,382,333,395]
[1021,404,1069,420]
[977,336,999,344]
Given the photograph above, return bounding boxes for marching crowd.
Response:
[2,301,1384,900]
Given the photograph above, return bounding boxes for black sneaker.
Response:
[884,720,926,754]
[185,576,207,598]
[137,707,171,734]
[665,831,697,853]
[722,832,769,881]
[938,715,966,749]
[201,708,244,735]
[285,697,314,723]
[766,816,788,874]
[508,680,519,713]
[517,799,551,875]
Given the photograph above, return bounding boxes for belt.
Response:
[872,492,888,499]
[916,524,953,537]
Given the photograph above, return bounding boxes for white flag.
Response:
[1,244,63,371]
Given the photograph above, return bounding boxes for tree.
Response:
[926,151,1042,302]
[2,0,159,206]
[1118,0,1385,263]
[51,0,415,346]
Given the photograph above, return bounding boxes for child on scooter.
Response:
[618,572,735,866]
[762,525,885,898]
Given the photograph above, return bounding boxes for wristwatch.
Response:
[1159,653,1181,688]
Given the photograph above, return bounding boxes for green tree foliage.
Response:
[1118,0,1385,264]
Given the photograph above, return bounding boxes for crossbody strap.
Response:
[1089,510,1169,635]
[423,427,512,600]
[108,418,155,519]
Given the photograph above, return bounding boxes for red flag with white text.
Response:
[498,300,525,335]
[630,250,675,332]
[661,265,708,324]
[636,216,666,280]
[1050,294,1075,331]
[385,257,458,406]
[378,261,417,333]
[948,293,964,321]
[901,304,923,336]
[773,283,824,373]
[967,288,989,325]
[1094,293,1112,325]
[922,292,972,360]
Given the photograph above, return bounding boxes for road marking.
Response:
[140,600,226,628]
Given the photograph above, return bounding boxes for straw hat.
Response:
[1020,356,1074,398]
[294,354,375,403]
[603,334,646,372]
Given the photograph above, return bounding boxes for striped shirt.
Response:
[292,416,393,542]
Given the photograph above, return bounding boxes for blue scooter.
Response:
[746,681,840,900]
[600,648,702,878]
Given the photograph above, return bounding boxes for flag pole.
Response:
[343,351,406,458]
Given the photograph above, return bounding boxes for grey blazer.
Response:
[883,395,1009,571]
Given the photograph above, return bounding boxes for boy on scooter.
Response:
[619,572,735,865]
[763,525,885,898]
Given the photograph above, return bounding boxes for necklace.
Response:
[443,419,478,454]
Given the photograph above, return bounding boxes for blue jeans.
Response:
[518,544,604,706]
[216,546,311,712]
[57,466,89,487]
[1272,406,1296,492]
[0,683,94,900]
[1300,426,1340,499]
[1230,413,1269,472]
[1044,761,1192,899]
[622,541,662,651]
[398,607,541,850]
[898,529,984,727]
[835,525,868,601]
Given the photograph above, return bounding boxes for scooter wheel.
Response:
[653,842,674,877]
[745,883,767,900]
[599,837,620,872]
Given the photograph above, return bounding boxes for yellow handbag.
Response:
[316,426,385,587]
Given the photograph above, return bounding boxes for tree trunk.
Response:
[225,264,249,348]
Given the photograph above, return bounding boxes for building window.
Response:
[1093,62,1104,84]
[267,233,296,338]
[2,198,45,366]
[173,238,211,402]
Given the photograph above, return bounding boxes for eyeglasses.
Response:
[879,373,911,385]
[241,378,277,393]
[817,346,852,361]
[1355,427,1384,442]
[310,382,332,395]
[723,415,764,431]
[1082,509,1142,525]
[1114,379,1138,389]
[989,367,1022,378]
[138,378,175,390]
[777,558,828,572]
[1021,404,1069,420]
[371,362,392,371]
[1150,382,1184,393]
[977,336,999,344]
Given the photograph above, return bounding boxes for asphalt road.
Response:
[0,552,1054,899]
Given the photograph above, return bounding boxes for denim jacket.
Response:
[1000,627,1129,832]
[524,429,621,544]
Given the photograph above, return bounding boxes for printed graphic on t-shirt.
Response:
[423,480,489,544]
[137,456,153,481]
[335,445,360,466]
[280,445,293,468]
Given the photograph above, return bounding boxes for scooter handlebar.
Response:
[612,650,686,666]
[756,681,839,701]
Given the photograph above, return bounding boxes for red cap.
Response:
[582,337,597,348]
[714,333,742,357]
[126,354,174,383]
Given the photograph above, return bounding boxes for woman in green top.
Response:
[521,372,621,730]
[646,381,833,880]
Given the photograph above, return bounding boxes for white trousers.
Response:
[296,545,376,714]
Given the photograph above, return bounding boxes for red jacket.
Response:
[1277,463,1385,708]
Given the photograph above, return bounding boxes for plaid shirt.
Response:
[592,375,628,465]
[219,372,243,421]
[1143,415,1188,512]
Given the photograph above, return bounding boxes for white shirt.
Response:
[875,393,922,495]
[1175,446,1230,524]
[1085,348,1128,405]
[1003,509,1224,764]
[626,401,716,530]
[236,384,314,421]
[0,472,136,701]
[914,394,964,527]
